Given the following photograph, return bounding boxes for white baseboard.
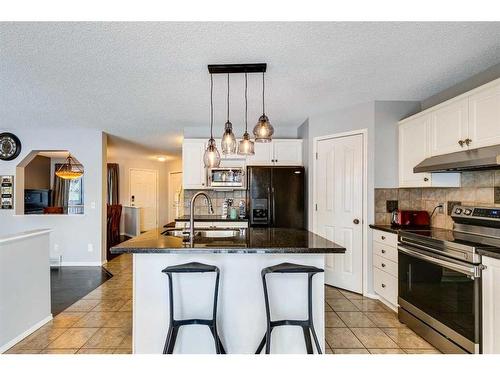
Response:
[0,314,53,353]
[59,261,104,267]
[363,292,379,299]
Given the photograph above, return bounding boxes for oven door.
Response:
[398,244,481,353]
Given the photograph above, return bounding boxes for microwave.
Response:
[208,168,245,187]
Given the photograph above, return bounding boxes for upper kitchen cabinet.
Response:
[468,82,500,149]
[182,139,207,189]
[246,142,274,165]
[399,114,432,187]
[429,98,469,156]
[272,139,303,165]
[246,139,303,166]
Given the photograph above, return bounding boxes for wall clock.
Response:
[0,132,22,161]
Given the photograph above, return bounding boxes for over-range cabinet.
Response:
[247,166,305,228]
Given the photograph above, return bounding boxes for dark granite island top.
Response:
[111,227,346,254]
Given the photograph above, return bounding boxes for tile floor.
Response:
[5,254,133,354]
[5,254,439,354]
[324,286,440,354]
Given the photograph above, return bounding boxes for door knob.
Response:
[353,218,360,224]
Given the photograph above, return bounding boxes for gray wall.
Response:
[421,62,500,110]
[183,124,300,139]
[24,155,51,190]
[374,101,421,188]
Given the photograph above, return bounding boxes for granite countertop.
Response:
[477,248,500,260]
[111,227,346,254]
[369,224,399,234]
[174,215,248,223]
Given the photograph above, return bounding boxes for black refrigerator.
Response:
[247,166,305,228]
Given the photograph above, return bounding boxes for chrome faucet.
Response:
[189,191,214,246]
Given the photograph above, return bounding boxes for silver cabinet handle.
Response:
[423,177,429,182]
[465,138,472,146]
[458,140,464,147]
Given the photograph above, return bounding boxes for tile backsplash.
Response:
[375,171,500,229]
[183,189,247,216]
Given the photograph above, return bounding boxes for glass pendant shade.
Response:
[203,138,221,168]
[55,154,84,180]
[253,114,274,143]
[238,131,255,155]
[221,121,237,154]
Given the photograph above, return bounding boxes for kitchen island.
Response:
[111,227,345,354]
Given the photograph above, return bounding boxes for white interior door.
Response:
[130,169,158,232]
[314,133,363,293]
[168,171,183,223]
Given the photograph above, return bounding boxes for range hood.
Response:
[414,144,500,173]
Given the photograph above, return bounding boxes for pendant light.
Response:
[55,153,84,180]
[238,73,255,155]
[253,72,274,142]
[203,74,221,168]
[221,74,237,154]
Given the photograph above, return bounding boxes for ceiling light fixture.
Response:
[203,74,221,168]
[253,72,274,142]
[55,153,84,180]
[238,73,255,155]
[221,74,237,155]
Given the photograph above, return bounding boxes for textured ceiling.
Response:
[2,22,500,155]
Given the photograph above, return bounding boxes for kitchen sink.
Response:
[162,228,245,239]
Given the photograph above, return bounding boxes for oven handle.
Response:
[398,245,480,278]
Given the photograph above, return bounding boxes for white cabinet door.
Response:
[399,115,432,188]
[182,139,207,189]
[482,256,500,354]
[429,98,469,156]
[468,82,500,149]
[273,140,303,165]
[246,142,273,165]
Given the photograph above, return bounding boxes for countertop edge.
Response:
[369,224,399,234]
[111,248,345,255]
[477,249,500,260]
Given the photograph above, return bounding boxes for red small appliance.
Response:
[391,210,430,227]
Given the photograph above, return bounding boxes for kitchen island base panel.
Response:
[133,253,325,354]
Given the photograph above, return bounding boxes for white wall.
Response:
[0,126,106,266]
[301,100,420,295]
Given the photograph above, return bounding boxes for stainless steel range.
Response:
[398,205,500,354]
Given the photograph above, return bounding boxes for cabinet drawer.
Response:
[373,267,398,306]
[373,254,398,277]
[372,229,398,248]
[373,241,398,263]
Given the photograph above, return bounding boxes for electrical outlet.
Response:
[437,202,444,214]
[54,243,60,254]
[447,201,462,216]
[87,243,94,252]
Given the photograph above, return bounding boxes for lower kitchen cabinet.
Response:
[482,255,500,354]
[372,229,398,310]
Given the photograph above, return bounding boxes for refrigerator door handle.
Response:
[271,186,275,226]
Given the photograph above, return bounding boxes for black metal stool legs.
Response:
[162,263,225,354]
[255,264,324,354]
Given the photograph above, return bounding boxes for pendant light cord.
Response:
[245,73,248,132]
[210,73,214,139]
[226,73,230,122]
[262,72,265,114]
